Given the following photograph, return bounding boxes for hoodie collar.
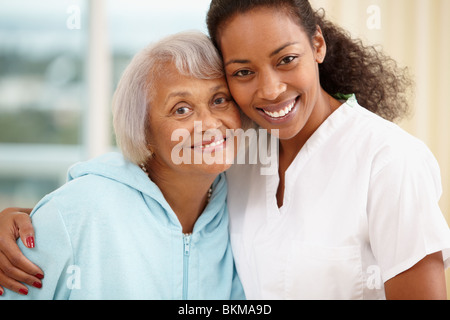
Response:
[67,152,227,233]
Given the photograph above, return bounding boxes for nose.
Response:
[194,108,223,134]
[256,70,286,101]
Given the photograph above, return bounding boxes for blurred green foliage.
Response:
[0,109,81,144]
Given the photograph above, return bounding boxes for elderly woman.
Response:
[4,0,449,300]
[0,31,244,299]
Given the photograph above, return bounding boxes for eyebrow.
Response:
[164,91,191,105]
[224,59,251,67]
[209,84,227,93]
[270,42,299,57]
[164,84,227,105]
[224,42,299,67]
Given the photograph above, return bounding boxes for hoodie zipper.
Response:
[183,233,191,299]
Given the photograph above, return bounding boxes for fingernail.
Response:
[35,273,44,280]
[26,236,35,248]
[19,288,28,295]
[0,290,3,296]
[32,282,42,289]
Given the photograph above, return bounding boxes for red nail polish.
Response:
[35,273,44,280]
[26,237,35,248]
[33,282,42,289]
[19,288,28,295]
[0,290,3,296]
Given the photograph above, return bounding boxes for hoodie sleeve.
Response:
[3,198,75,300]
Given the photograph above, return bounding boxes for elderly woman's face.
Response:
[146,63,242,175]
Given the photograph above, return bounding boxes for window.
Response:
[0,0,212,208]
[0,0,87,207]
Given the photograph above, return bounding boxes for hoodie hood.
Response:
[66,152,227,233]
[68,152,159,199]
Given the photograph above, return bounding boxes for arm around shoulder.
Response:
[0,207,43,296]
[2,200,74,300]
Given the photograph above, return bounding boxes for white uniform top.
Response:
[226,95,450,300]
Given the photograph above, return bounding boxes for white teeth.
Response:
[262,100,295,118]
[198,138,225,149]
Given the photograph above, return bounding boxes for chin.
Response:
[262,125,300,141]
[189,150,236,173]
[197,162,234,175]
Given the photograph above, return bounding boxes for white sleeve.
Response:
[367,141,450,283]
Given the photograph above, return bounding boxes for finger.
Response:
[13,208,33,215]
[0,236,43,279]
[0,271,30,296]
[14,213,36,249]
[0,207,32,216]
[0,254,42,292]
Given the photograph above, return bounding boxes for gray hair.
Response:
[112,31,224,165]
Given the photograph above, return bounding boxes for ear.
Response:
[147,144,155,157]
[312,26,326,64]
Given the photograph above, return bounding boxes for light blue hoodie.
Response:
[4,152,245,300]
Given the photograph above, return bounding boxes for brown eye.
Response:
[174,106,191,115]
[233,69,254,77]
[213,97,227,105]
[279,55,297,65]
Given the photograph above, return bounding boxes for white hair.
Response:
[112,31,224,165]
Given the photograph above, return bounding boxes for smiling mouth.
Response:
[190,134,230,151]
[258,97,298,119]
[193,138,226,150]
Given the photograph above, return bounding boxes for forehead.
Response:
[150,62,227,104]
[219,7,308,56]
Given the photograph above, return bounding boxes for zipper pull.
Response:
[183,234,191,256]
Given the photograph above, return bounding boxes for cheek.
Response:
[149,122,186,154]
[227,79,251,110]
[296,61,321,90]
[227,106,243,129]
[283,62,316,89]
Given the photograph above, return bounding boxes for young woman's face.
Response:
[219,7,326,140]
[146,63,241,176]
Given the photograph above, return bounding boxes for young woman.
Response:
[1,0,450,300]
[205,0,449,299]
[0,31,245,299]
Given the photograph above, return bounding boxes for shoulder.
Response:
[48,173,131,205]
[345,98,439,176]
[31,169,141,227]
[343,105,442,208]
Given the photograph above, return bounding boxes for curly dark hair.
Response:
[207,0,413,122]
